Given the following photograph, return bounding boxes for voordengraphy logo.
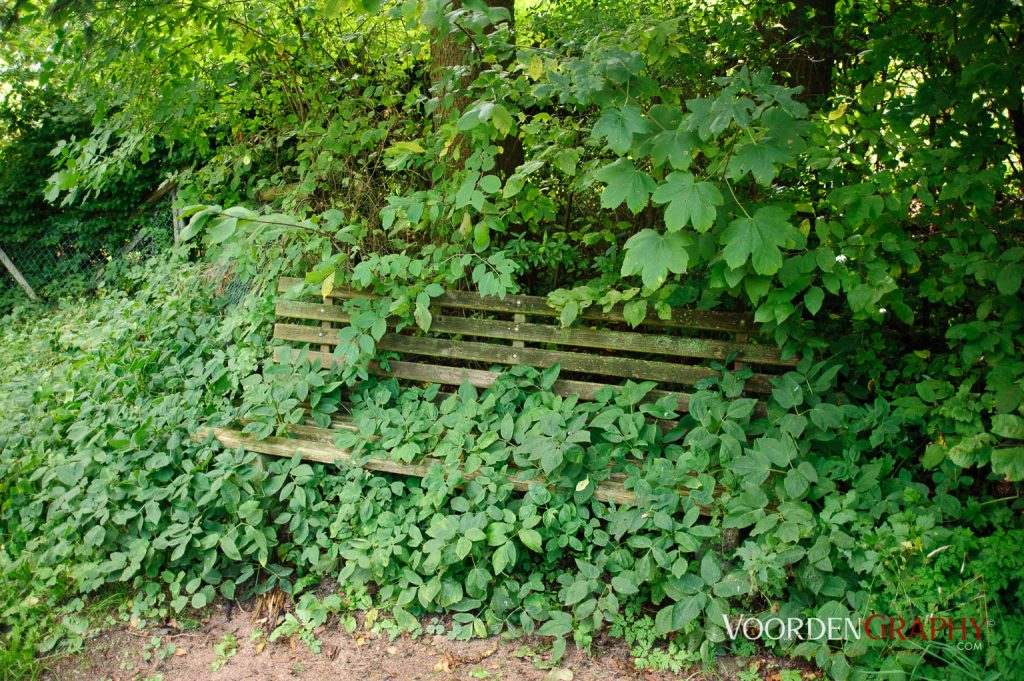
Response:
[863,614,987,643]
[723,615,863,642]
[723,614,988,646]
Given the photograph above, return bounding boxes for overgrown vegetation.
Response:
[1,0,1022,678]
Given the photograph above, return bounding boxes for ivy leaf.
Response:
[721,206,802,275]
[621,229,692,289]
[594,159,656,213]
[651,172,723,233]
[592,105,651,154]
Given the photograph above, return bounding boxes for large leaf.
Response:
[651,172,723,233]
[991,414,1024,440]
[594,159,656,213]
[721,206,803,275]
[654,594,707,634]
[647,126,698,170]
[727,137,791,185]
[621,229,692,289]
[992,447,1024,480]
[592,105,651,154]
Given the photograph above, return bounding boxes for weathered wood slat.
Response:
[272,308,792,366]
[192,426,656,506]
[277,277,753,333]
[274,348,702,412]
[274,325,773,392]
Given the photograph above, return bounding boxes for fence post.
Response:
[0,246,40,302]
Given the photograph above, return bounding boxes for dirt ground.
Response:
[44,600,818,681]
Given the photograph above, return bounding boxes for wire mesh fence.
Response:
[0,196,268,317]
[0,198,178,309]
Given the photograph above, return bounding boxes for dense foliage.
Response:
[1,0,1022,678]
[0,49,165,307]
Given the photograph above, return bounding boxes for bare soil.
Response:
[44,600,819,681]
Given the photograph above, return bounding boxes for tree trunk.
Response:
[487,0,523,178]
[773,0,836,105]
[430,0,522,176]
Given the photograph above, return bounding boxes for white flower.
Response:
[835,254,848,263]
[878,307,887,314]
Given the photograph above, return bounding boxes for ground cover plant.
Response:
[1,0,1023,678]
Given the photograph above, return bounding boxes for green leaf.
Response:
[621,229,692,289]
[479,175,501,194]
[651,172,723,233]
[647,126,697,170]
[922,443,946,468]
[518,528,543,552]
[992,447,1024,480]
[324,0,344,19]
[592,105,651,154]
[996,265,1023,295]
[491,104,514,136]
[84,525,105,547]
[712,573,751,597]
[721,206,802,275]
[538,611,573,637]
[622,299,647,327]
[563,580,591,605]
[727,137,790,185]
[611,571,640,595]
[728,449,770,484]
[991,414,1024,440]
[207,217,237,245]
[654,594,706,635]
[594,159,656,213]
[700,554,721,584]
[219,533,242,561]
[393,606,419,631]
[804,286,824,315]
[784,468,809,498]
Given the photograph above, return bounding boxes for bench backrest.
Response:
[271,276,792,412]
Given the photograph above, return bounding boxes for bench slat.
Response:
[194,426,712,511]
[273,348,700,412]
[277,277,753,333]
[274,302,793,367]
[274,325,773,392]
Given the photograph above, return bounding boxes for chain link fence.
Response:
[1,196,268,315]
[0,199,177,308]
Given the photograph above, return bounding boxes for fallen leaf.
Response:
[542,668,574,681]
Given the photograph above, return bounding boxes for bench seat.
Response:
[194,276,791,510]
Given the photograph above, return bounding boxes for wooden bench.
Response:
[196,276,794,507]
